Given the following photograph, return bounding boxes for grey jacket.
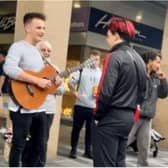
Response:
[140,73,168,119]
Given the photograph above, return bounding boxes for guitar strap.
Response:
[43,57,52,66]
[43,57,60,73]
[76,69,83,91]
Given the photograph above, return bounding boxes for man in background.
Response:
[128,51,168,166]
[0,49,9,95]
[68,50,102,159]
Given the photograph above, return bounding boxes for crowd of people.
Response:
[0,12,167,167]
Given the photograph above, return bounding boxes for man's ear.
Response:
[148,59,152,64]
[24,23,31,33]
[148,59,153,67]
[115,32,120,41]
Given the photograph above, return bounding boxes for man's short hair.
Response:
[141,51,162,64]
[36,40,52,50]
[90,49,101,56]
[0,48,7,57]
[23,12,46,24]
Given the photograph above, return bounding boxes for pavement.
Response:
[0,148,168,167]
[0,124,168,167]
[45,144,168,167]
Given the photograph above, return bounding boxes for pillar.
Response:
[14,0,72,160]
[153,8,168,149]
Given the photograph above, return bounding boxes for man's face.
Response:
[0,54,5,63]
[40,44,52,58]
[106,30,118,48]
[24,18,46,44]
[149,56,161,72]
[90,54,100,67]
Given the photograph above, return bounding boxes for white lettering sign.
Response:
[94,14,111,28]
[0,16,15,31]
[135,30,146,39]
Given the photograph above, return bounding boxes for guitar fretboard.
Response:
[59,58,95,78]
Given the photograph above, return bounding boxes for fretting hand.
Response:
[73,91,81,100]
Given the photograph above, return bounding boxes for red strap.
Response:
[134,105,140,122]
[93,53,112,114]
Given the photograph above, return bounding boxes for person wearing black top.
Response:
[92,17,147,167]
[0,49,9,95]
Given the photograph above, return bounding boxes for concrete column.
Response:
[14,0,72,160]
[153,8,168,149]
[43,1,72,160]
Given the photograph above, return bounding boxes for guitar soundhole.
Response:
[26,84,34,96]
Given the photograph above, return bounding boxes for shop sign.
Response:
[0,14,15,33]
[71,7,90,32]
[88,8,163,49]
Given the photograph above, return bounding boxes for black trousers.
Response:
[71,105,93,153]
[22,114,54,167]
[92,108,134,167]
[9,111,47,167]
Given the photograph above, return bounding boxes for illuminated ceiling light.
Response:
[136,12,143,22]
[74,2,81,8]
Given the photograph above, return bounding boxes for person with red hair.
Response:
[92,17,147,167]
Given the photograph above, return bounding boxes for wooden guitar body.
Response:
[10,65,57,110]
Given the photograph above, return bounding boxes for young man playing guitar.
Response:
[21,40,65,166]
[3,12,62,167]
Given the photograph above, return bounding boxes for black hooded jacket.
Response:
[95,42,146,120]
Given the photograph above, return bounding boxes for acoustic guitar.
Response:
[10,58,95,110]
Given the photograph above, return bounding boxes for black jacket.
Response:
[140,73,168,119]
[0,61,9,94]
[95,42,146,120]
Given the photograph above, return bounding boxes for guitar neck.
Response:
[59,64,85,78]
[48,58,94,79]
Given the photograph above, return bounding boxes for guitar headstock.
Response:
[59,58,96,78]
[81,57,96,69]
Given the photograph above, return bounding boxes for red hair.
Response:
[108,17,136,39]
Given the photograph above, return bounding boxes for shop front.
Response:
[62,6,163,120]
